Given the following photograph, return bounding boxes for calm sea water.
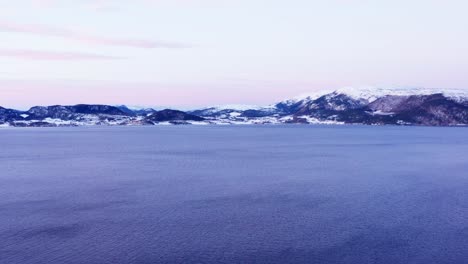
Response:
[0,125,467,264]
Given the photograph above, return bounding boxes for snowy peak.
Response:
[336,86,468,103]
[289,86,468,104]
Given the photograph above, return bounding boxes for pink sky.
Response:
[1,0,467,108]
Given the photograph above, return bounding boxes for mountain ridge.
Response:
[1,87,467,127]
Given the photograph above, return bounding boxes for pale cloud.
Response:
[0,19,192,49]
[30,0,53,7]
[24,0,229,10]
[0,49,122,60]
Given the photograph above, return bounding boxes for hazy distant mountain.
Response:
[116,105,157,116]
[1,87,467,127]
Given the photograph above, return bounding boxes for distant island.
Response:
[1,87,468,127]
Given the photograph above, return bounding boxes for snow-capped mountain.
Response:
[116,105,157,116]
[1,87,467,127]
[287,86,468,104]
[191,87,468,126]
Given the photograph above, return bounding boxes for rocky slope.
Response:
[1,87,467,127]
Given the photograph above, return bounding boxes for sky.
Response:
[1,0,467,109]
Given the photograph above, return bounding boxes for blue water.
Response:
[0,126,467,264]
